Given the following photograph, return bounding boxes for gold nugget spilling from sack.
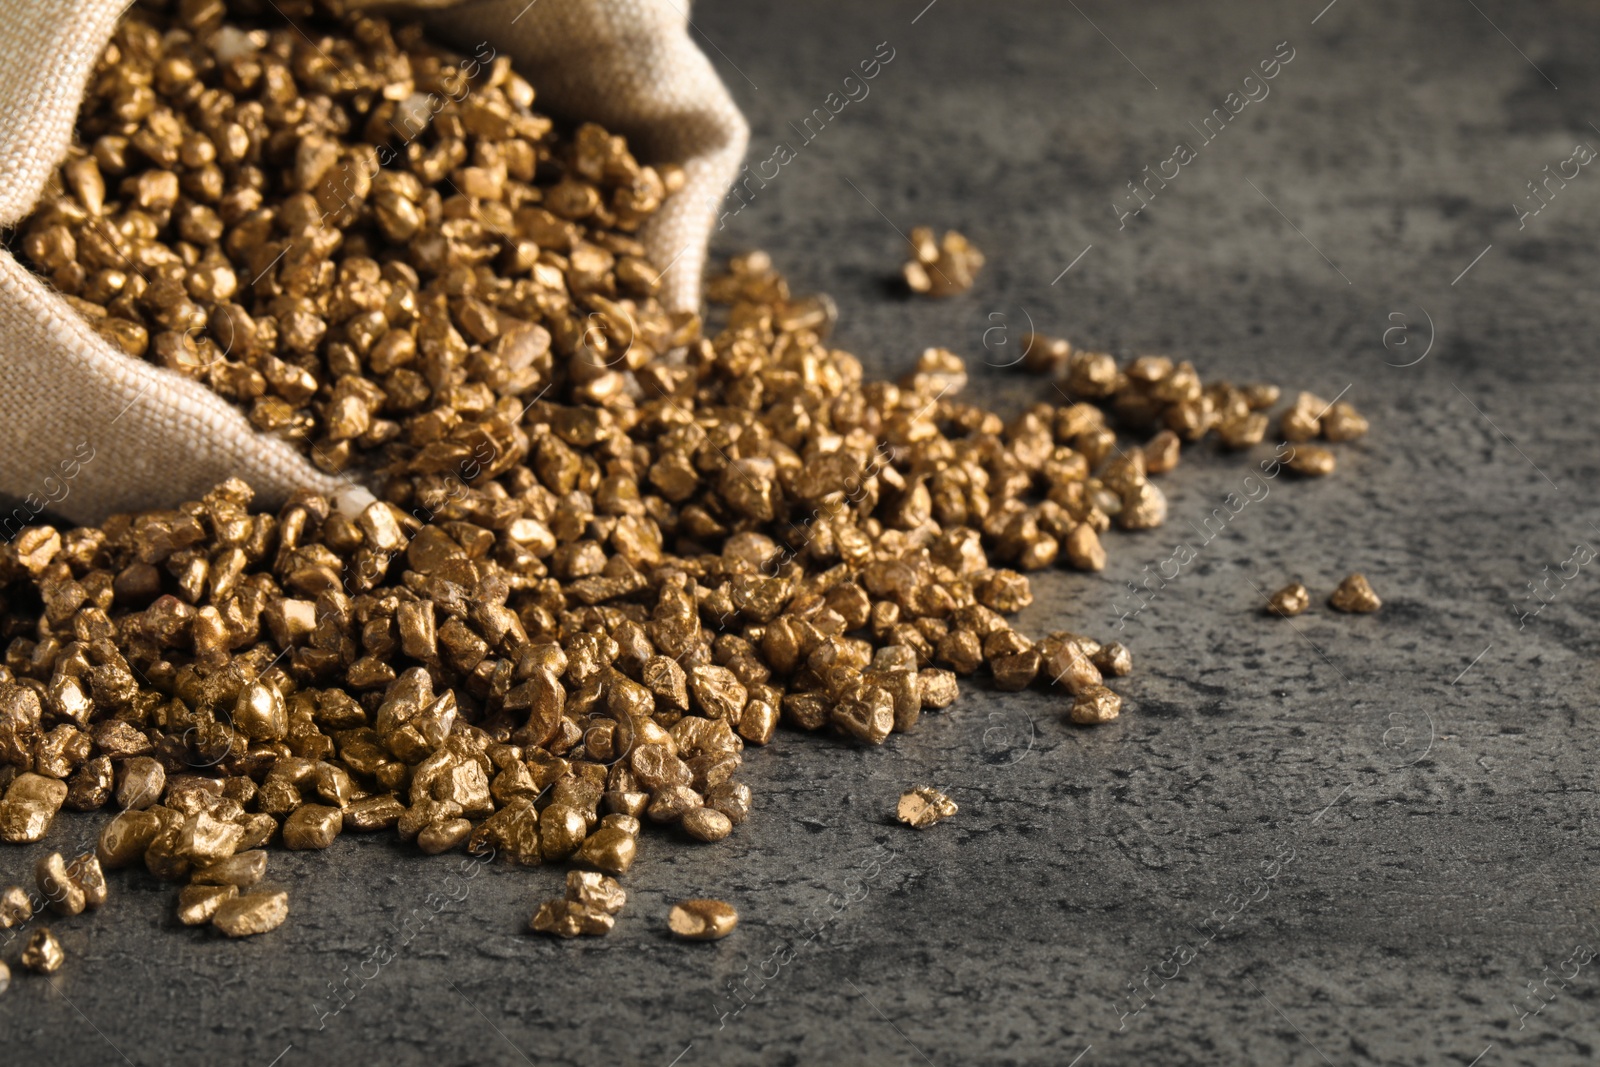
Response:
[14,0,690,488]
[0,0,1370,955]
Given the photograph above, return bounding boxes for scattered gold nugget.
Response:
[573,828,638,877]
[897,786,958,829]
[1019,332,1073,375]
[903,227,985,297]
[0,774,68,844]
[1092,642,1134,678]
[1069,685,1123,726]
[96,812,160,871]
[68,854,108,910]
[192,851,267,889]
[212,891,289,938]
[1330,573,1382,613]
[0,885,32,929]
[282,805,343,850]
[178,884,238,926]
[681,806,734,842]
[1322,402,1369,442]
[36,852,85,917]
[417,818,473,855]
[1143,430,1182,474]
[21,928,64,974]
[530,870,627,938]
[0,0,1381,950]
[566,871,627,916]
[1268,582,1310,617]
[1279,392,1327,442]
[1288,445,1337,477]
[1243,383,1282,409]
[531,899,615,938]
[668,899,739,941]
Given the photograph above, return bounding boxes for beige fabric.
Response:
[0,0,748,526]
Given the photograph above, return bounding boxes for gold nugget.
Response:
[36,852,85,917]
[1288,445,1337,477]
[903,227,985,297]
[1268,582,1311,617]
[1330,573,1381,613]
[1321,402,1369,442]
[897,786,957,829]
[0,886,33,929]
[21,928,64,974]
[1069,685,1122,726]
[530,870,628,938]
[531,899,614,938]
[567,871,627,915]
[178,884,238,926]
[668,899,739,941]
[212,891,289,938]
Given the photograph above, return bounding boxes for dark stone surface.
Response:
[5,1,1600,1064]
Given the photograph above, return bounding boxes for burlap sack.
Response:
[0,0,747,527]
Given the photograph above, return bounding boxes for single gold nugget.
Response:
[566,871,627,916]
[531,899,615,938]
[282,804,342,850]
[1069,685,1122,726]
[97,811,161,870]
[529,868,628,937]
[1279,392,1327,442]
[1092,642,1134,678]
[897,786,957,829]
[668,899,739,941]
[0,885,32,929]
[21,928,64,974]
[68,854,108,910]
[192,851,267,888]
[1321,401,1369,442]
[1143,430,1182,474]
[1288,445,1337,477]
[1065,523,1107,572]
[1268,582,1310,617]
[1217,411,1269,450]
[0,773,68,844]
[417,818,473,855]
[1019,332,1072,375]
[36,852,85,917]
[903,227,985,297]
[212,891,289,937]
[574,827,637,876]
[681,806,734,843]
[1330,573,1381,613]
[178,884,238,926]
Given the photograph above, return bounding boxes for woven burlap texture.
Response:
[0,0,748,525]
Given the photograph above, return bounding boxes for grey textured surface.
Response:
[4,1,1600,1064]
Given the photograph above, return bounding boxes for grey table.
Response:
[5,1,1599,1064]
